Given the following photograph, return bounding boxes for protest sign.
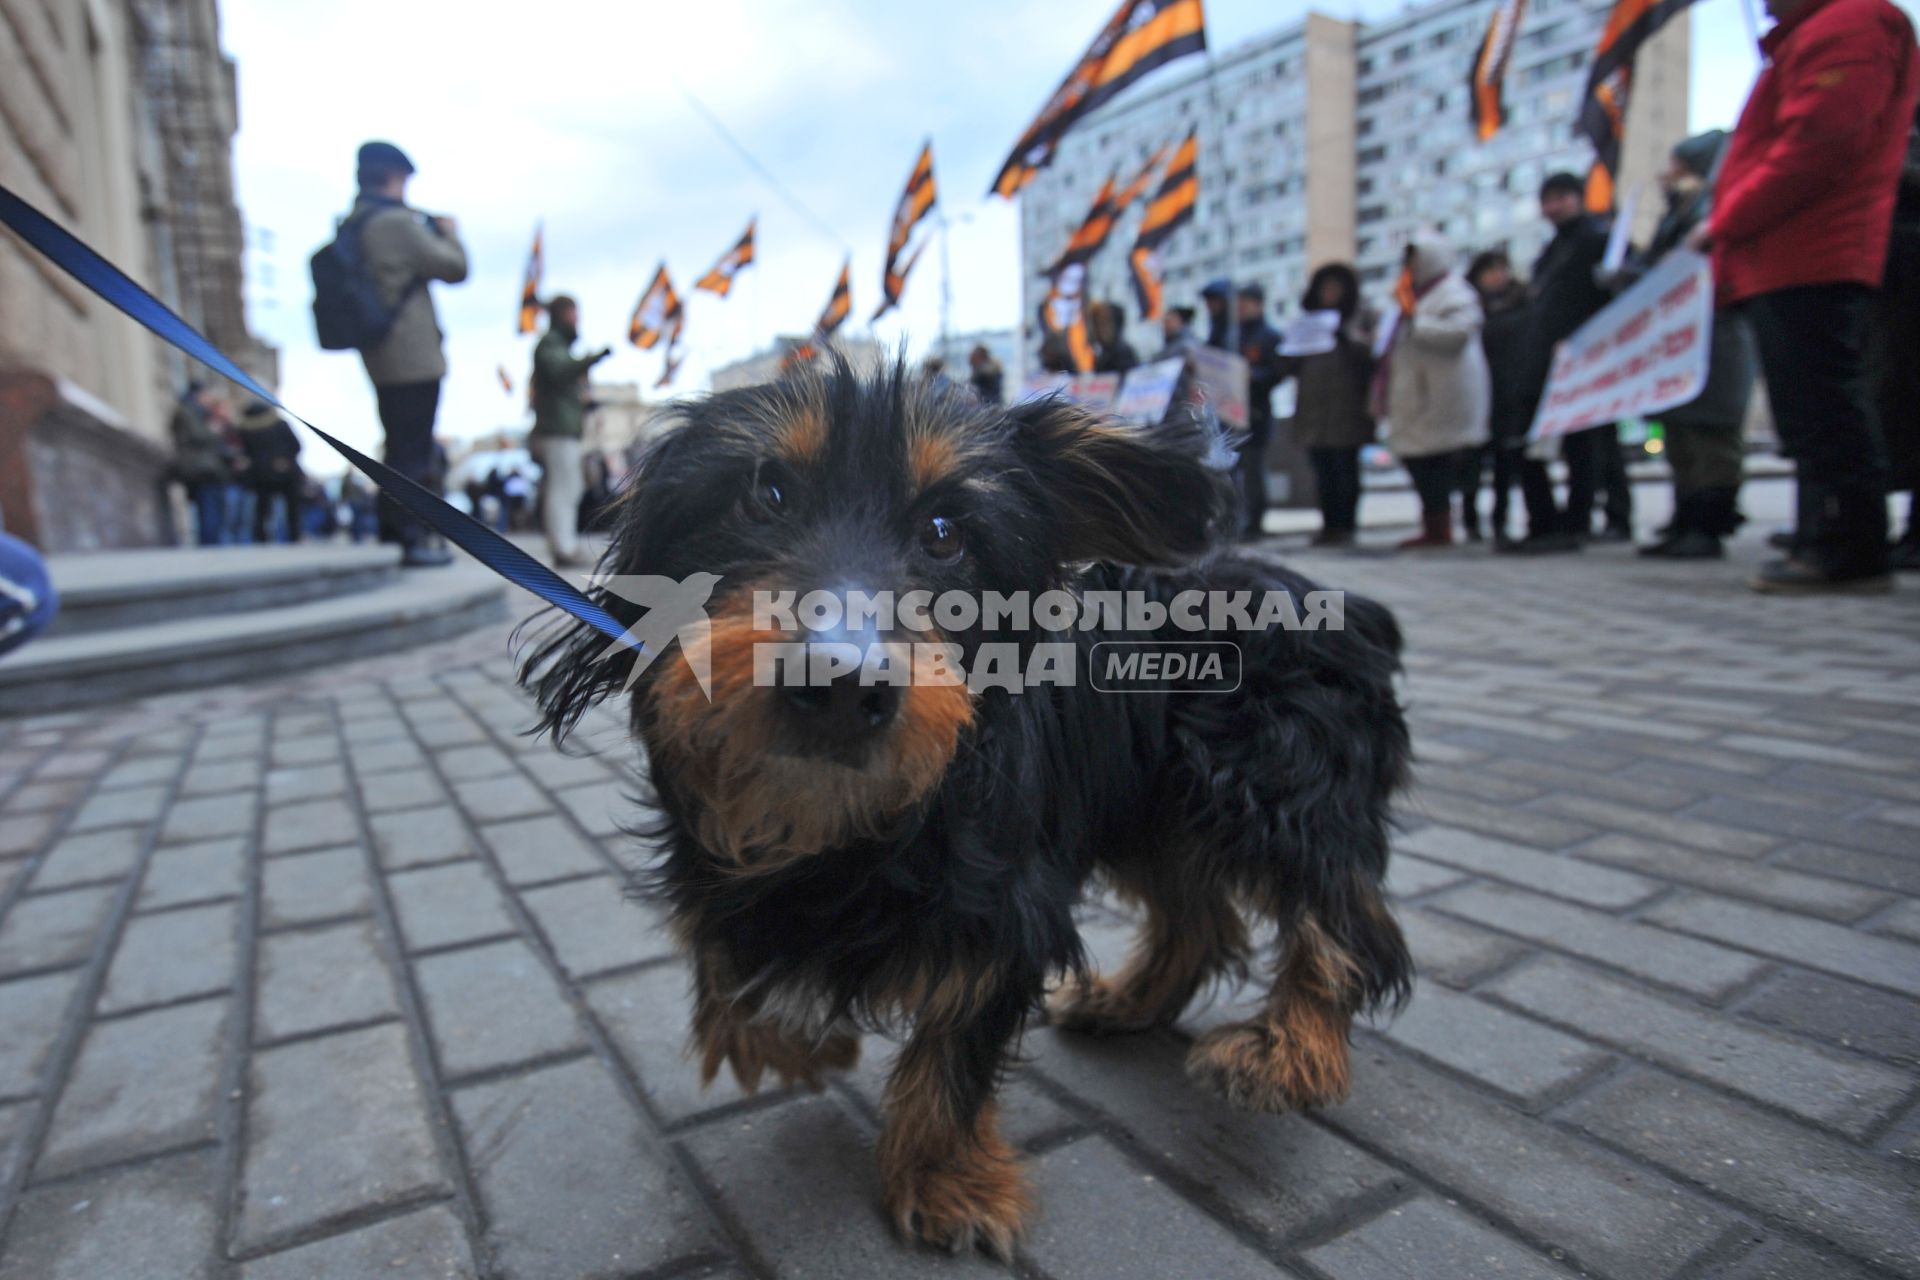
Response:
[1279,310,1340,357]
[1527,249,1713,442]
[1188,346,1249,429]
[1111,357,1184,423]
[1019,371,1121,412]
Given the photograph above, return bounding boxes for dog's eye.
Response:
[920,515,964,561]
[742,477,785,523]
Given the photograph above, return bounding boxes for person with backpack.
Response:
[316,141,468,567]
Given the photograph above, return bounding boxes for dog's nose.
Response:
[780,585,902,748]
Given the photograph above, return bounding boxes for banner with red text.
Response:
[1527,249,1712,441]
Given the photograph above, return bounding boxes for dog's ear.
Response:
[1009,397,1229,566]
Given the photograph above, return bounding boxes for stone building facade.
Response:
[0,0,270,552]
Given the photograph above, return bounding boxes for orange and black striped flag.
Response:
[1469,0,1528,143]
[655,341,685,390]
[815,258,852,340]
[1040,263,1096,374]
[990,0,1207,199]
[629,264,683,349]
[1578,0,1699,211]
[1048,143,1168,276]
[516,223,543,334]
[873,142,938,321]
[1127,129,1198,320]
[695,219,756,297]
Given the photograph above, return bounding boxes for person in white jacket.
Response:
[1385,231,1491,549]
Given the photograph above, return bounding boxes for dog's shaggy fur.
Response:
[523,358,1412,1257]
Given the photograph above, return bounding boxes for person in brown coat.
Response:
[1281,264,1377,547]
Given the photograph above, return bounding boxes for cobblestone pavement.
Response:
[0,535,1917,1280]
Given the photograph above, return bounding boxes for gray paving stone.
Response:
[1397,824,1662,909]
[415,939,583,1078]
[517,750,616,790]
[95,755,179,789]
[273,712,334,739]
[40,997,227,1178]
[450,775,550,823]
[262,798,359,855]
[259,845,372,929]
[0,858,26,899]
[1713,1236,1883,1280]
[1024,1137,1293,1280]
[1643,894,1920,996]
[1378,982,1611,1105]
[1686,796,1919,859]
[1494,755,1700,811]
[1029,1028,1401,1243]
[368,805,476,870]
[845,1036,1073,1151]
[160,791,258,844]
[520,875,671,978]
[178,755,262,796]
[1560,1070,1919,1278]
[552,779,628,838]
[1734,970,1920,1068]
[1430,882,1768,1000]
[28,828,144,891]
[1872,899,1920,943]
[1303,1196,1570,1280]
[0,1100,27,1185]
[1322,1042,1734,1279]
[680,1094,1002,1276]
[5,779,86,813]
[411,716,487,749]
[584,963,755,1121]
[194,732,264,764]
[1397,907,1525,987]
[1717,734,1905,774]
[0,1149,219,1280]
[97,901,237,1015]
[0,969,81,1097]
[358,767,446,813]
[451,1056,718,1278]
[31,748,113,780]
[269,734,341,766]
[0,810,59,857]
[1576,833,1890,922]
[477,814,607,884]
[65,784,169,834]
[0,886,118,976]
[238,1204,477,1280]
[1385,852,1468,900]
[263,763,348,804]
[1407,789,1596,850]
[1772,841,1920,897]
[1487,955,1911,1138]
[255,920,399,1043]
[388,861,515,952]
[434,744,515,781]
[136,837,245,912]
[236,1022,449,1252]
[346,738,427,772]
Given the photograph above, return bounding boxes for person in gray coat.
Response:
[1614,131,1758,559]
[347,141,469,566]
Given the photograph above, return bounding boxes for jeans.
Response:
[252,477,304,544]
[1745,283,1888,576]
[223,484,254,544]
[375,380,444,547]
[187,483,226,546]
[1309,446,1362,533]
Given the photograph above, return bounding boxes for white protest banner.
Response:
[1188,346,1250,429]
[1019,372,1071,403]
[1527,248,1713,442]
[1112,357,1184,423]
[1279,310,1341,357]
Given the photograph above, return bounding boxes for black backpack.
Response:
[309,213,411,351]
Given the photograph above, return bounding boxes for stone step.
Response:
[0,566,509,713]
[45,545,404,636]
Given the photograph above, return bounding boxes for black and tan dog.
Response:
[523,358,1411,1256]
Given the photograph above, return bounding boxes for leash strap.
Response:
[0,182,630,644]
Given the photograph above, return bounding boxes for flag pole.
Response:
[1201,50,1240,353]
[940,213,954,362]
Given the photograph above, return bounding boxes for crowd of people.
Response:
[1127,0,1919,594]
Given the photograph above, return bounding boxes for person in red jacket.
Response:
[1691,0,1920,593]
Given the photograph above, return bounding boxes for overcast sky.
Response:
[221,0,1876,465]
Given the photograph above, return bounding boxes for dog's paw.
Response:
[698,1021,860,1094]
[884,1145,1031,1261]
[1046,974,1165,1036]
[1185,1019,1351,1112]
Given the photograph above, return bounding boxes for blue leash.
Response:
[0,182,629,645]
